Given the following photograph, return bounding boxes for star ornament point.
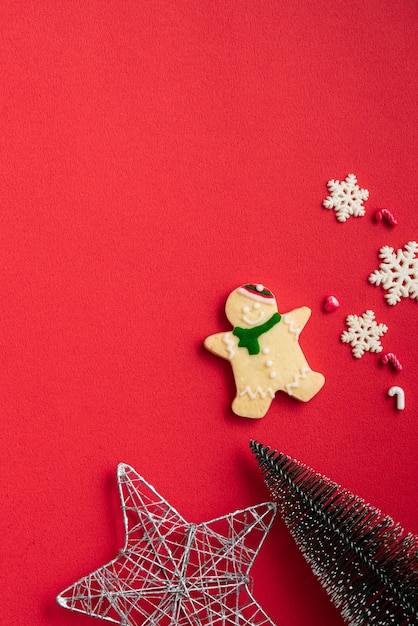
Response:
[57,464,277,626]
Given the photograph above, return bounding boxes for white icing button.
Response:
[242,305,250,313]
[269,371,277,378]
[256,284,264,292]
[266,360,273,367]
[262,347,270,354]
[253,302,261,309]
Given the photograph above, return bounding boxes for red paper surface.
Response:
[1,2,417,625]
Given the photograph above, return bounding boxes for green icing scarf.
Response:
[232,312,281,355]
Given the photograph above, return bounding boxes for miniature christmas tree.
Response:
[250,440,418,626]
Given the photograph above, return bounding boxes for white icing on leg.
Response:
[239,386,275,400]
[286,367,311,395]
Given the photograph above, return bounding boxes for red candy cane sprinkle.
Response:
[374,208,398,226]
[380,352,403,372]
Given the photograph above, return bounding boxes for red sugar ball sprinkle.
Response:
[323,295,340,312]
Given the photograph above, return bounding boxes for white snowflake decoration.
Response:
[368,241,418,305]
[323,173,369,222]
[341,310,388,359]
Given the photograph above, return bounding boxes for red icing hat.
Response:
[237,284,276,304]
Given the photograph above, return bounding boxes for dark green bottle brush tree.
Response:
[250,440,418,626]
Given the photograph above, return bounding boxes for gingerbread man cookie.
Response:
[204,284,325,418]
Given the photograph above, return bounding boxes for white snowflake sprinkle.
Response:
[368,241,418,305]
[341,310,388,359]
[323,173,369,222]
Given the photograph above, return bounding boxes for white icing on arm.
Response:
[283,315,302,340]
[222,333,235,360]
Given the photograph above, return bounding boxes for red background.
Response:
[1,2,417,625]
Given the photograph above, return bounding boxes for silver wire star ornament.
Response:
[57,464,277,626]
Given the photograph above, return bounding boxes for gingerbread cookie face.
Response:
[204,283,325,418]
